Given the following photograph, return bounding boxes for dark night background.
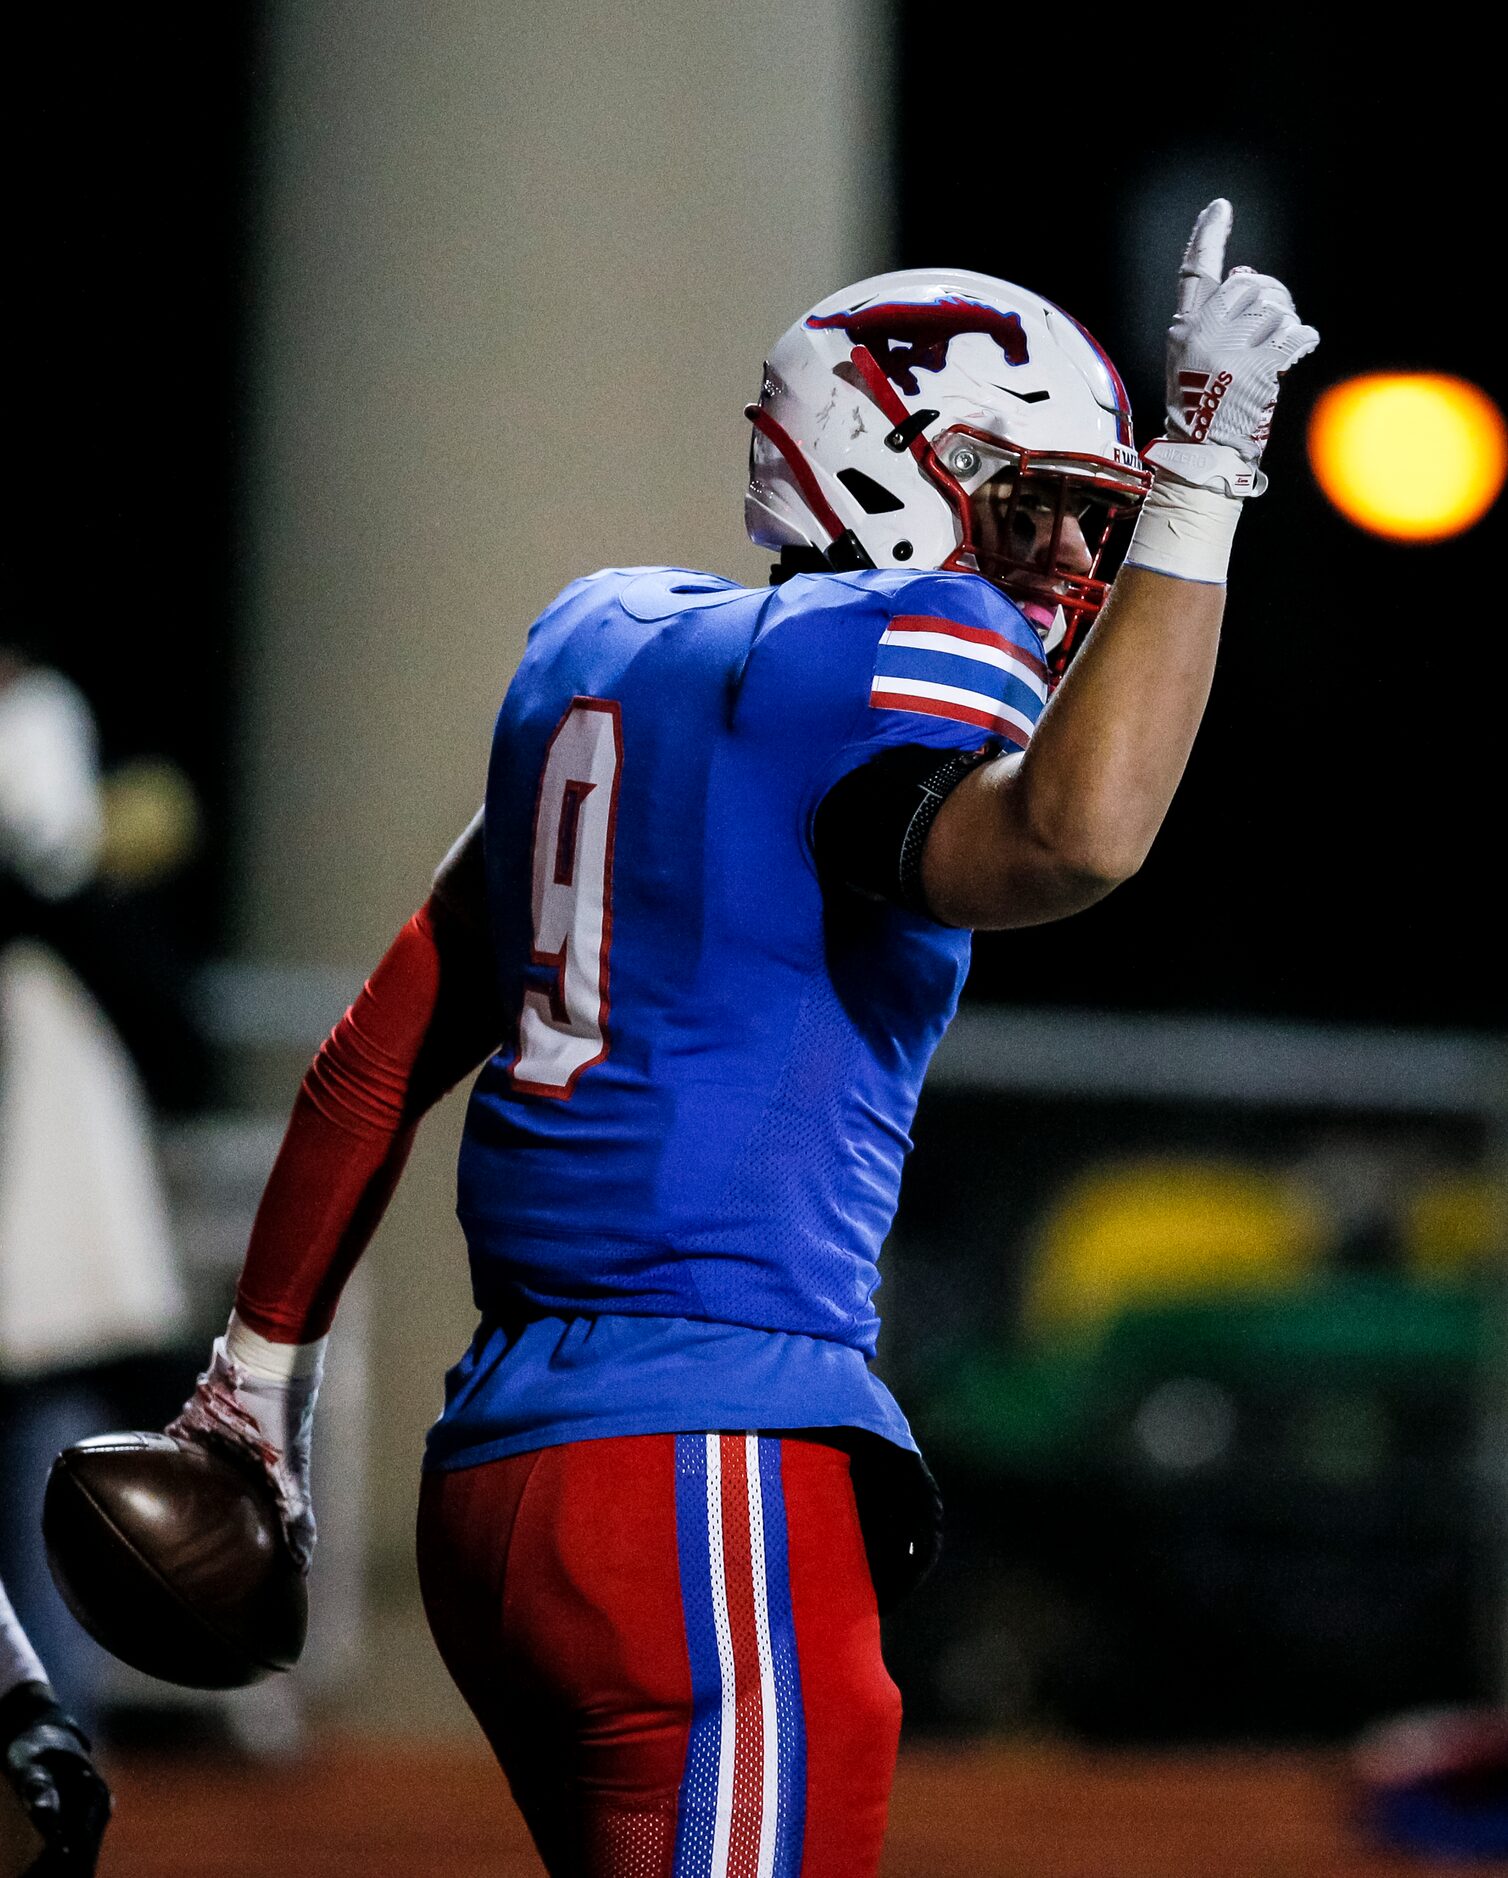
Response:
[15,10,255,959]
[897,45,1503,1032]
[17,17,1503,1029]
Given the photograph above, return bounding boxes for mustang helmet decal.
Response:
[805,295,1030,395]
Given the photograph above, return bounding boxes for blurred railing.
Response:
[190,961,1508,1708]
[930,1007,1508,1116]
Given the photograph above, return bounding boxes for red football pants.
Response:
[417,1432,901,1878]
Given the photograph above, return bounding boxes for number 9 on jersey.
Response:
[509,697,623,1098]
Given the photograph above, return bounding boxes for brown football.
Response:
[42,1432,307,1690]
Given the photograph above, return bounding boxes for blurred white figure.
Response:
[0,652,185,1374]
[0,664,103,902]
[0,650,186,1728]
[0,940,186,1371]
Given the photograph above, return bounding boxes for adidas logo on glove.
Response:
[1177,368,1234,441]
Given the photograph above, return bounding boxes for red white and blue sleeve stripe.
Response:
[673,1433,806,1878]
[869,614,1048,749]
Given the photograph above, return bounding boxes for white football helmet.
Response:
[746,267,1150,675]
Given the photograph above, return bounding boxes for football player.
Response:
[169,200,1316,1875]
[1,1578,111,1874]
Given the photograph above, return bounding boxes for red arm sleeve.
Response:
[233,891,504,1343]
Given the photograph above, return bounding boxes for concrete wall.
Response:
[235,0,891,1712]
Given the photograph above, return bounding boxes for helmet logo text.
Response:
[806,296,1030,396]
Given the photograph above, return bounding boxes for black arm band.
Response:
[814,743,992,916]
[0,1679,65,1743]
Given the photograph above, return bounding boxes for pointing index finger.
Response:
[1177,197,1232,315]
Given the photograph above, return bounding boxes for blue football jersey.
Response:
[430,563,1048,1471]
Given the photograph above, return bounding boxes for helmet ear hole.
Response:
[884,408,941,453]
[837,468,905,516]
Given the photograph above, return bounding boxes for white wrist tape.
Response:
[1143,437,1266,499]
[226,1310,327,1384]
[1123,473,1245,585]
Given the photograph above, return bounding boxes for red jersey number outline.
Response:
[508,696,623,1099]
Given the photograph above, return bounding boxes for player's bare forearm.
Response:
[921,197,1317,934]
[1030,566,1224,884]
[922,565,1223,929]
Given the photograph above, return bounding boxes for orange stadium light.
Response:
[1307,373,1507,541]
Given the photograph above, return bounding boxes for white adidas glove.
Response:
[1127,198,1319,582]
[1147,196,1319,495]
[167,1314,326,1573]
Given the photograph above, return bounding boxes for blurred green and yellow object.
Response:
[99,758,202,885]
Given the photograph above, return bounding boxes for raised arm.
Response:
[921,562,1223,927]
[921,199,1318,931]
